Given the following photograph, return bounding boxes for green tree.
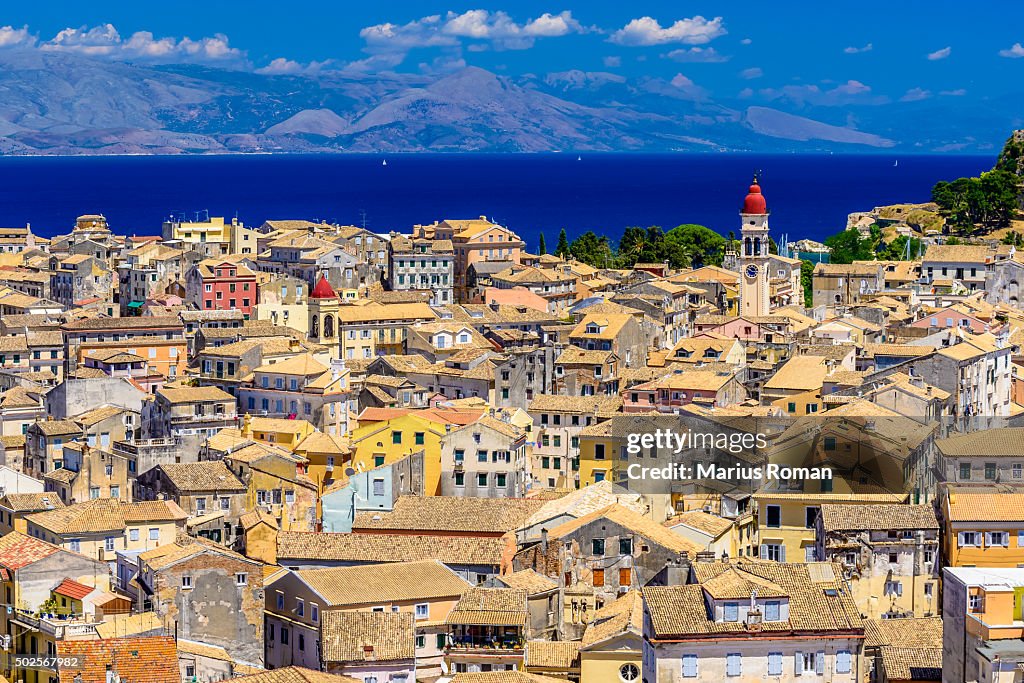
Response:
[617,226,665,267]
[800,260,815,308]
[1001,231,1024,248]
[663,224,726,268]
[569,231,613,267]
[538,232,547,256]
[823,228,874,264]
[555,228,570,258]
[878,235,922,260]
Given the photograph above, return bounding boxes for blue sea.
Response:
[0,153,994,247]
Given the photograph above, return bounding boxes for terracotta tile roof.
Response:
[581,589,643,648]
[240,508,279,531]
[819,504,938,532]
[665,510,733,538]
[446,587,529,626]
[295,559,471,606]
[522,480,645,531]
[496,569,558,594]
[63,315,182,331]
[320,611,415,663]
[32,419,81,436]
[547,504,702,556]
[157,386,235,404]
[352,496,546,535]
[864,617,943,648]
[158,461,246,492]
[763,356,829,391]
[53,577,94,600]
[946,489,1024,523]
[700,566,788,600]
[879,647,943,681]
[277,532,504,566]
[0,531,60,569]
[231,666,360,683]
[936,428,1024,457]
[645,560,863,639]
[527,394,622,415]
[27,499,186,535]
[0,492,63,513]
[56,635,179,683]
[525,640,581,669]
[451,674,567,683]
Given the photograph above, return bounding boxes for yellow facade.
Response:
[242,415,316,451]
[577,431,622,488]
[350,414,445,495]
[580,649,641,683]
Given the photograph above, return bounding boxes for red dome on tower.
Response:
[742,178,768,214]
[309,274,337,299]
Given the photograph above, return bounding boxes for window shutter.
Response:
[780,544,787,562]
[815,651,825,675]
[759,544,768,560]
[958,532,969,546]
[682,654,697,678]
[769,653,783,676]
[724,602,739,622]
[837,650,851,674]
[795,652,804,675]
[985,532,993,546]
[727,654,741,677]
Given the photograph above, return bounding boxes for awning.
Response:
[127,301,145,309]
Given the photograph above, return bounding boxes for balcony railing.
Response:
[10,609,100,639]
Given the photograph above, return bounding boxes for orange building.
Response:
[944,486,1024,568]
[63,315,188,382]
[417,218,525,301]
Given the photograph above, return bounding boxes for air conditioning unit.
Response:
[0,634,11,649]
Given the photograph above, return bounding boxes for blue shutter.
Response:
[765,600,780,621]
[768,653,783,676]
[815,651,825,675]
[724,602,739,621]
[727,653,741,677]
[837,650,851,674]
[682,654,698,678]
[795,652,804,675]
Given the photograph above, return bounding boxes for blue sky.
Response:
[2,1,1022,106]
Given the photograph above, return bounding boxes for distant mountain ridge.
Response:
[0,50,1012,155]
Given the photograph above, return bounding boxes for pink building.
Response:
[910,307,987,333]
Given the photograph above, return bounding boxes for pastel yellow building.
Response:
[579,590,642,683]
[349,412,448,495]
[944,487,1024,568]
[241,414,316,451]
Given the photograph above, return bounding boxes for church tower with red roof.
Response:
[307,272,339,346]
[739,176,771,317]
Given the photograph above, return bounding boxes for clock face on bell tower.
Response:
[739,175,771,317]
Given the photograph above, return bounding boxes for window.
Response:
[884,580,903,596]
[496,473,507,487]
[236,573,247,586]
[454,472,465,486]
[392,431,402,444]
[823,437,836,451]
[415,432,425,445]
[726,653,741,677]
[765,505,781,528]
[280,628,289,645]
[1015,464,1023,479]
[988,531,1010,547]
[969,594,983,612]
[592,568,605,587]
[765,600,780,621]
[416,635,426,649]
[681,654,698,678]
[837,650,852,674]
[592,539,605,555]
[129,528,139,542]
[296,598,304,617]
[415,603,429,619]
[149,528,159,541]
[805,506,819,529]
[619,663,640,682]
[298,633,304,651]
[960,463,972,480]
[762,543,783,562]
[959,532,980,547]
[724,602,739,622]
[104,536,116,552]
[619,538,633,555]
[311,604,319,622]
[276,592,284,609]
[768,652,783,676]
[181,576,192,589]
[985,463,997,480]
[477,473,487,487]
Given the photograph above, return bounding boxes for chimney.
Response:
[362,645,375,661]
[541,528,548,553]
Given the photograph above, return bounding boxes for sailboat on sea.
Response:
[382,159,388,167]
[893,159,898,167]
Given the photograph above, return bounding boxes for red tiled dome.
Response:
[309,274,337,299]
[742,179,767,214]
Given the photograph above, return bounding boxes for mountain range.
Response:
[0,49,1015,155]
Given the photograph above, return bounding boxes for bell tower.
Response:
[308,272,340,348]
[739,176,771,317]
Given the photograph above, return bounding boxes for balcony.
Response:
[113,437,177,454]
[10,609,100,639]
[446,635,525,653]
[171,412,238,424]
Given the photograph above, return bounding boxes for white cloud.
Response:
[759,79,886,106]
[999,43,1024,58]
[603,55,621,67]
[927,46,951,60]
[256,57,334,75]
[610,15,725,46]
[0,25,35,48]
[843,43,872,54]
[40,23,246,64]
[738,87,754,98]
[740,38,752,45]
[940,88,967,96]
[670,73,695,88]
[665,46,728,62]
[900,87,931,102]
[359,10,587,57]
[739,67,763,79]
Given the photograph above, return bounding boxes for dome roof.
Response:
[309,274,337,299]
[742,179,768,214]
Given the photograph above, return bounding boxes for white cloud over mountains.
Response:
[609,16,726,46]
